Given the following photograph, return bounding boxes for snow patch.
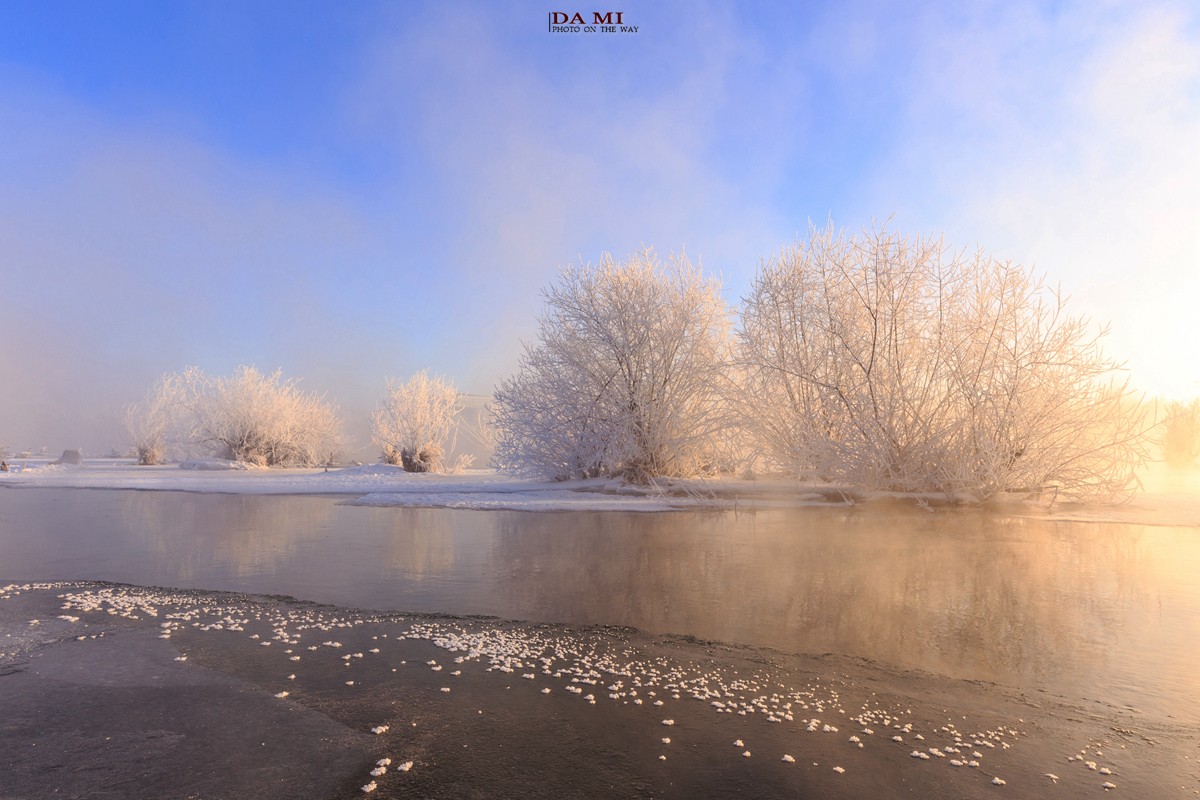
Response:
[178,459,252,471]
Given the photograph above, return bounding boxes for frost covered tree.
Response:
[131,366,343,467]
[738,223,1150,502]
[370,371,463,472]
[1161,399,1200,468]
[492,250,733,482]
[124,372,186,464]
[182,366,342,467]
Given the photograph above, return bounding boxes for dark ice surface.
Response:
[2,582,1196,799]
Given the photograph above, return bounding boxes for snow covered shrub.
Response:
[370,371,463,472]
[492,250,733,482]
[460,401,498,453]
[738,223,1150,502]
[1160,399,1200,467]
[124,372,186,464]
[173,366,342,467]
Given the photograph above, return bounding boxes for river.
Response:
[2,487,1197,721]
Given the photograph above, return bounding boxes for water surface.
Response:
[2,487,1197,719]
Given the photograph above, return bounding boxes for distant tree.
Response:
[180,366,342,467]
[127,366,342,467]
[492,250,733,482]
[124,372,185,465]
[1161,399,1200,468]
[461,401,498,454]
[370,371,463,472]
[738,223,1150,502]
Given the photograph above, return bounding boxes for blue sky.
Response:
[2,0,1198,455]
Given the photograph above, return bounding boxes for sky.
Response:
[1,0,1198,457]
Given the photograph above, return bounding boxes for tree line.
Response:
[126,223,1173,501]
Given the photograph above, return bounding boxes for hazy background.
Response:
[2,0,1197,459]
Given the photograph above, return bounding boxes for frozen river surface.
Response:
[2,486,1198,721]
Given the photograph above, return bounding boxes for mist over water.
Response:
[2,488,1197,720]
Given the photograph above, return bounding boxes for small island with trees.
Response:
[116,223,1171,506]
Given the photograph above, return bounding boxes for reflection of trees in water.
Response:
[121,498,487,608]
[487,507,1164,693]
[490,511,703,625]
[119,492,337,581]
[358,507,467,582]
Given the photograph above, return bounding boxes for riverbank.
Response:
[4,459,1200,527]
[2,582,1195,799]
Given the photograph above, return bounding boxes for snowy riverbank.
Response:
[3,458,1199,525]
[0,460,733,512]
